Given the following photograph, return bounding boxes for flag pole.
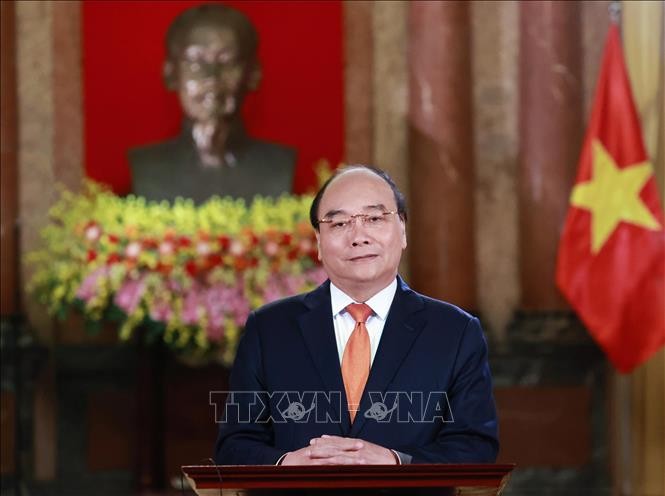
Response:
[605,6,632,494]
[609,4,632,491]
[605,4,633,495]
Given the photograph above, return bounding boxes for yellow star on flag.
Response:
[570,139,661,254]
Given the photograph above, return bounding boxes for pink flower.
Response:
[233,291,251,327]
[285,274,306,294]
[114,278,146,315]
[203,285,226,336]
[149,298,173,323]
[167,279,182,292]
[182,286,201,326]
[261,271,323,305]
[298,238,313,253]
[204,283,250,332]
[306,266,328,286]
[181,282,246,332]
[76,267,108,301]
[262,273,307,303]
[262,275,284,304]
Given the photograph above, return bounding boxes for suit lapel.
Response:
[297,281,350,434]
[349,277,426,437]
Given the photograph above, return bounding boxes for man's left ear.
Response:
[163,60,178,91]
[247,62,262,91]
[400,219,407,249]
[315,231,322,261]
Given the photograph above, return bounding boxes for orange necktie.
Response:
[342,303,373,422]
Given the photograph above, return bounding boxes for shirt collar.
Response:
[330,278,398,321]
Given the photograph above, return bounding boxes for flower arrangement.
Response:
[27,181,327,365]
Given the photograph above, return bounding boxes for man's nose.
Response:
[349,219,371,246]
[196,74,220,91]
[199,75,233,99]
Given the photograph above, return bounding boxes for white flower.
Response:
[298,239,312,252]
[264,241,279,257]
[229,240,244,256]
[125,241,142,259]
[85,224,101,242]
[159,241,174,256]
[196,241,211,256]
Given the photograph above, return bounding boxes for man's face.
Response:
[316,170,407,296]
[174,24,250,123]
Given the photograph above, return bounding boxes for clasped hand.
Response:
[280,435,397,465]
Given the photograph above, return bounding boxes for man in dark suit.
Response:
[214,165,498,465]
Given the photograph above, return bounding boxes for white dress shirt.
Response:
[330,278,397,365]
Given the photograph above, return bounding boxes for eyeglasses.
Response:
[317,211,398,233]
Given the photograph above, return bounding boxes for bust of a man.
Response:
[129,4,296,204]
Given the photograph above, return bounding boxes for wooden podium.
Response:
[182,464,515,495]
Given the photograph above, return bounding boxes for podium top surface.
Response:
[181,463,515,490]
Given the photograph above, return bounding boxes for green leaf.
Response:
[84,318,102,335]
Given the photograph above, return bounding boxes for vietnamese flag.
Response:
[556,24,665,373]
